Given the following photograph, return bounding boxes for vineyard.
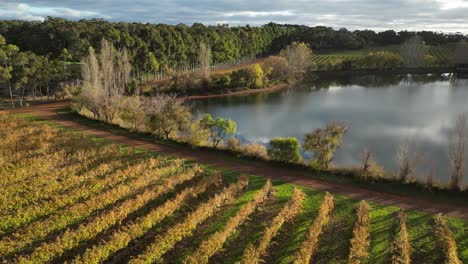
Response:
[311,44,455,68]
[0,113,467,264]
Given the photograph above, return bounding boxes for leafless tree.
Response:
[396,142,421,182]
[448,114,467,190]
[361,149,372,173]
[400,36,426,68]
[79,39,132,123]
[199,42,212,83]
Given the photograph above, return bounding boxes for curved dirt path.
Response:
[5,101,468,220]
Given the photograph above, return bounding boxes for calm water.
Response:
[192,73,468,186]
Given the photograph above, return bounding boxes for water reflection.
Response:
[192,73,468,186]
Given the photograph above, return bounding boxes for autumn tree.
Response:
[261,56,288,81]
[199,42,212,86]
[400,36,426,67]
[280,42,312,81]
[303,122,348,169]
[145,95,191,139]
[79,39,132,122]
[448,113,467,190]
[119,96,146,131]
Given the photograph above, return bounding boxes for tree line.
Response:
[0,17,466,72]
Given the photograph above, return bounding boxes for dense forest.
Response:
[0,17,466,71]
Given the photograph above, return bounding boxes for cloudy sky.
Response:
[0,0,467,33]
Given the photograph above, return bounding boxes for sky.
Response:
[0,0,467,33]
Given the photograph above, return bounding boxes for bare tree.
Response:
[199,42,212,84]
[396,142,421,182]
[361,149,372,173]
[400,36,426,68]
[280,42,312,81]
[448,114,467,190]
[79,39,132,123]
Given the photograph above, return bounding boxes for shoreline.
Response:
[185,82,290,100]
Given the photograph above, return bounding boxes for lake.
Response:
[192,73,468,186]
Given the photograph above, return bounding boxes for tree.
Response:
[261,56,288,81]
[452,40,468,65]
[267,137,301,162]
[199,42,212,84]
[303,123,348,169]
[448,114,467,190]
[0,34,19,107]
[249,63,264,88]
[396,142,421,182]
[355,52,403,69]
[145,95,191,139]
[280,42,312,81]
[200,114,237,148]
[119,96,145,131]
[141,51,159,80]
[60,48,72,76]
[400,36,426,68]
[79,39,132,122]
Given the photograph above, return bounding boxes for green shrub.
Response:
[267,137,301,162]
[231,64,265,89]
[211,74,231,89]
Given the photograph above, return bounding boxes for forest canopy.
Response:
[0,17,466,71]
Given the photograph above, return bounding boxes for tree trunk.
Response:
[46,82,50,101]
[19,87,25,107]
[8,80,14,108]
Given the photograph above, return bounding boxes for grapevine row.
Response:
[241,187,305,264]
[0,158,182,258]
[348,201,371,264]
[293,192,335,264]
[433,214,462,264]
[72,174,221,264]
[15,165,200,264]
[0,157,168,235]
[128,176,250,264]
[184,179,273,264]
[390,209,411,264]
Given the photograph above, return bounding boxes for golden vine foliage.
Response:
[129,176,250,264]
[0,158,181,258]
[348,200,371,264]
[185,179,273,264]
[293,192,335,264]
[241,187,305,264]
[391,209,411,264]
[15,166,201,264]
[433,214,462,264]
[72,174,221,264]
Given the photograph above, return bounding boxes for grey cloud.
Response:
[0,0,467,33]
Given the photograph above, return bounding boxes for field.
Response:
[312,44,456,67]
[0,113,467,264]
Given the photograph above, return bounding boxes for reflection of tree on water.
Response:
[304,73,454,90]
[450,76,468,87]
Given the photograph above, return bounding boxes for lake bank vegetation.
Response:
[66,39,468,193]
